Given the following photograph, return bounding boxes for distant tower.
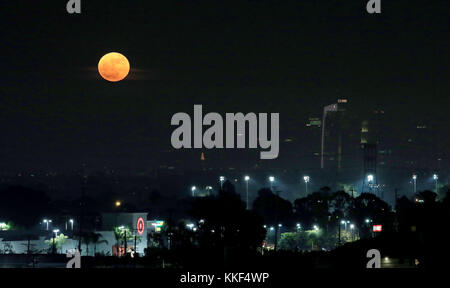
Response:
[200,152,206,171]
[321,103,338,169]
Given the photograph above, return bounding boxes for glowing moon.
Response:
[98,52,130,82]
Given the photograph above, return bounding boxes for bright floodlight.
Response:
[191,186,196,191]
[412,174,417,180]
[69,219,74,223]
[303,176,310,183]
[278,223,282,227]
[53,229,59,233]
[433,174,438,180]
[365,219,370,223]
[245,175,250,181]
[219,176,225,181]
[313,225,319,231]
[341,220,345,224]
[269,176,275,182]
[367,174,374,182]
[350,224,355,229]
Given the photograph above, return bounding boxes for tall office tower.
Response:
[321,99,362,175]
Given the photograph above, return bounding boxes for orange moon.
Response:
[98,52,130,82]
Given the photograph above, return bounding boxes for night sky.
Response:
[1,0,448,173]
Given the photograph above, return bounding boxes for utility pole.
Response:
[274,190,280,251]
[134,233,137,255]
[78,164,87,254]
[124,229,127,257]
[338,220,341,246]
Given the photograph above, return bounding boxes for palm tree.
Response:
[92,233,108,255]
[81,232,108,256]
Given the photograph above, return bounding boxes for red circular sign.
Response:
[137,217,145,235]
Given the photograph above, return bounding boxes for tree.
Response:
[45,233,68,254]
[252,188,293,251]
[190,182,266,250]
[329,191,352,219]
[80,232,108,256]
[348,193,392,237]
[417,190,438,204]
[252,188,293,227]
[293,192,329,230]
[92,232,108,255]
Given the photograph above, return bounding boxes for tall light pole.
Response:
[244,176,250,210]
[367,174,374,194]
[412,174,417,194]
[191,186,196,197]
[269,176,275,191]
[219,176,225,189]
[303,176,310,195]
[43,219,52,231]
[433,174,438,194]
[53,229,60,254]
[350,224,355,241]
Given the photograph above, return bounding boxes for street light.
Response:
[412,174,417,194]
[244,175,250,210]
[115,200,122,207]
[191,186,196,197]
[367,174,374,194]
[69,219,74,231]
[433,174,438,194]
[43,219,52,231]
[269,176,275,191]
[219,176,225,188]
[52,229,60,254]
[303,176,310,195]
[350,224,355,241]
[313,225,319,231]
[340,220,349,230]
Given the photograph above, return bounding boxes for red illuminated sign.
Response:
[137,217,145,235]
[373,225,382,232]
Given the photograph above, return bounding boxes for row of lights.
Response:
[366,173,440,194]
[263,223,318,231]
[411,173,439,194]
[42,219,74,231]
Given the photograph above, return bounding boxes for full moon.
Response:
[98,52,130,82]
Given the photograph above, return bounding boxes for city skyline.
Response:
[1,1,448,173]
